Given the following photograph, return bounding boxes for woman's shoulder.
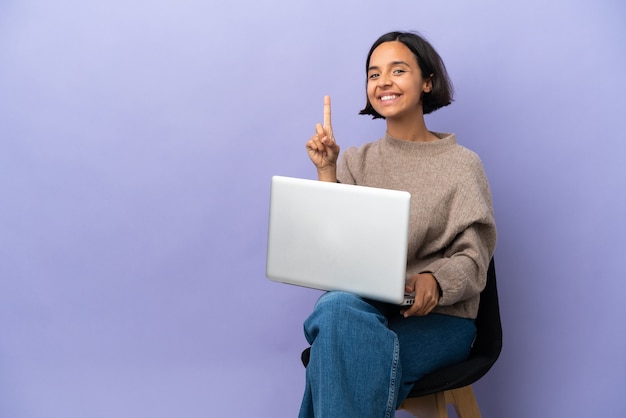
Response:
[442,136,485,170]
[343,137,383,153]
[340,138,384,163]
[337,138,384,184]
[453,144,483,164]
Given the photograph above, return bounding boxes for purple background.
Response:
[1,1,625,417]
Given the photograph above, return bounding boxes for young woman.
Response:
[300,31,497,417]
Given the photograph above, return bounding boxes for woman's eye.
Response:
[393,69,406,75]
[368,73,379,80]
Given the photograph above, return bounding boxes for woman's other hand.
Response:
[401,273,441,317]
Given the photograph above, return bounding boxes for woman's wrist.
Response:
[317,167,337,182]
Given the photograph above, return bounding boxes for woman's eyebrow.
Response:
[368,61,411,71]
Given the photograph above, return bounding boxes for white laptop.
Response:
[265,175,414,305]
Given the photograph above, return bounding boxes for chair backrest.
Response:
[470,258,502,361]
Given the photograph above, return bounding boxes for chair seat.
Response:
[407,355,495,398]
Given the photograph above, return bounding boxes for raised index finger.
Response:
[323,95,332,129]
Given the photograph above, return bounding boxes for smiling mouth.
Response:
[379,94,400,101]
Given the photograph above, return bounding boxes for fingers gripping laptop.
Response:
[265,176,415,306]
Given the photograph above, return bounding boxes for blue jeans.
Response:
[298,291,476,418]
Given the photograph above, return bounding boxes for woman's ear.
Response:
[423,74,434,93]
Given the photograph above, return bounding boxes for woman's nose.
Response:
[378,73,392,87]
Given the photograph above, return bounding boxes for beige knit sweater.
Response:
[337,132,497,319]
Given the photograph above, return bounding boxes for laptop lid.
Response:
[265,176,411,304]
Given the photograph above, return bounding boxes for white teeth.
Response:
[380,95,398,101]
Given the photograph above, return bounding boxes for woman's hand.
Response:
[401,273,441,317]
[306,96,340,182]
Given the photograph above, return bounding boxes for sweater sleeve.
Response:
[424,219,495,306]
[421,158,497,306]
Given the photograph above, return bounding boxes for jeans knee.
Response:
[304,291,388,343]
[314,291,378,322]
[316,291,362,310]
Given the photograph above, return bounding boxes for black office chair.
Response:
[301,258,502,418]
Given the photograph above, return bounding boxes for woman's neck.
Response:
[385,114,437,143]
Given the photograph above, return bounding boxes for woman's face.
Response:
[366,41,432,120]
